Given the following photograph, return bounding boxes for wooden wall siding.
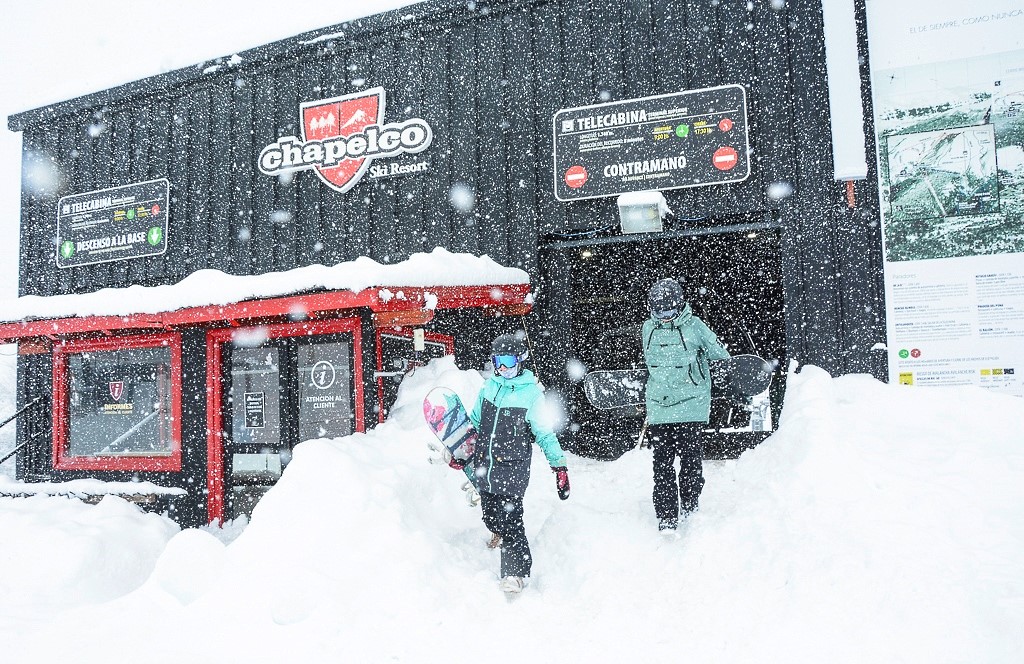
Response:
[18,0,792,296]
[12,0,885,377]
[16,354,52,481]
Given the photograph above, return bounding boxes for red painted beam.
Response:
[0,283,531,343]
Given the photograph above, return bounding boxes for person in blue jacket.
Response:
[642,278,730,532]
[450,332,570,594]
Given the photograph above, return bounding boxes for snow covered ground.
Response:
[1,356,1021,663]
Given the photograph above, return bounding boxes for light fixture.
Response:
[581,249,594,259]
[746,232,758,239]
[617,190,672,234]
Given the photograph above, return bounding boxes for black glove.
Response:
[552,466,570,500]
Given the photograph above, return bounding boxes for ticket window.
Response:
[376,330,453,422]
[225,334,355,518]
[53,333,183,472]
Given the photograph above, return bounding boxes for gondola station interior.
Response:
[0,0,886,526]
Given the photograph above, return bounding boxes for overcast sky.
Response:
[0,0,415,300]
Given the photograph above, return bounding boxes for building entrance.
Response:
[550,228,786,459]
[222,333,356,518]
[204,318,364,522]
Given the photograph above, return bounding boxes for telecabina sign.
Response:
[259,87,433,193]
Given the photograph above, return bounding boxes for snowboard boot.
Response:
[658,518,678,533]
[487,532,502,549]
[499,576,526,594]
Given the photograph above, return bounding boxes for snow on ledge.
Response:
[0,248,529,323]
[0,477,187,497]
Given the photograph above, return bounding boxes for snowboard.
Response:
[583,354,774,410]
[423,387,477,464]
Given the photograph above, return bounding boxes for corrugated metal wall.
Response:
[13,0,885,375]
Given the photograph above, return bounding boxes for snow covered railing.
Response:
[0,248,533,343]
[0,478,186,508]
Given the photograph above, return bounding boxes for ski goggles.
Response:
[653,308,678,321]
[492,354,520,370]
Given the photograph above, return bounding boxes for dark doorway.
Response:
[223,333,356,519]
[551,228,786,459]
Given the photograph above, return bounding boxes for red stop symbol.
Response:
[910,348,921,358]
[565,165,588,189]
[719,118,734,132]
[151,204,161,216]
[713,146,738,171]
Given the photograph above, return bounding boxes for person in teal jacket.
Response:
[450,332,570,594]
[642,278,729,532]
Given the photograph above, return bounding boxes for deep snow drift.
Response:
[1,357,1022,663]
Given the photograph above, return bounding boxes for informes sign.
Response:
[866,0,1024,395]
[56,178,169,269]
[553,85,750,201]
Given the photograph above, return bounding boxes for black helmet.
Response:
[491,332,528,358]
[648,278,685,319]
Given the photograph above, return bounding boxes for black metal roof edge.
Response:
[7,0,537,133]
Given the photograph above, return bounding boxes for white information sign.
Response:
[866,0,1024,395]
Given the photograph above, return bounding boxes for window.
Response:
[53,333,182,471]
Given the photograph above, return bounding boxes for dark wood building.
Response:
[1,0,885,525]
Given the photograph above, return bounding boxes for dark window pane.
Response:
[229,347,281,448]
[68,345,173,456]
[298,340,353,440]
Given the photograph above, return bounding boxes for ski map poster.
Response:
[865,0,1024,396]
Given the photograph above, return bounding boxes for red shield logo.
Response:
[301,89,383,193]
[109,381,125,401]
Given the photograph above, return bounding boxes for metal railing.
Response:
[0,397,45,466]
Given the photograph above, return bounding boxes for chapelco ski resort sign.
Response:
[258,87,433,193]
[553,85,751,201]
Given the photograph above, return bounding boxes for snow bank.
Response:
[0,247,529,322]
[0,495,178,626]
[1,361,1022,663]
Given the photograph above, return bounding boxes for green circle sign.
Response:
[146,226,163,246]
[675,124,690,138]
[60,241,75,259]
[898,349,909,359]
[126,208,136,220]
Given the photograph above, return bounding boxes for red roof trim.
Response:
[0,284,530,342]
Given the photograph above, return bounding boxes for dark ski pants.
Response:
[648,422,705,522]
[480,490,531,578]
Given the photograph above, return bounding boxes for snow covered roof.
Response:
[7,0,485,132]
[0,248,530,337]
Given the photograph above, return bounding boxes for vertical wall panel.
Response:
[208,77,234,273]
[448,22,480,256]
[394,37,427,261]
[419,31,454,254]
[295,54,325,268]
[506,7,539,273]
[317,49,352,267]
[532,0,567,235]
[476,18,510,267]
[370,39,400,262]
[343,47,375,262]
[273,65,299,270]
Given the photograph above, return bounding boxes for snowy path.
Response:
[1,359,1023,663]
